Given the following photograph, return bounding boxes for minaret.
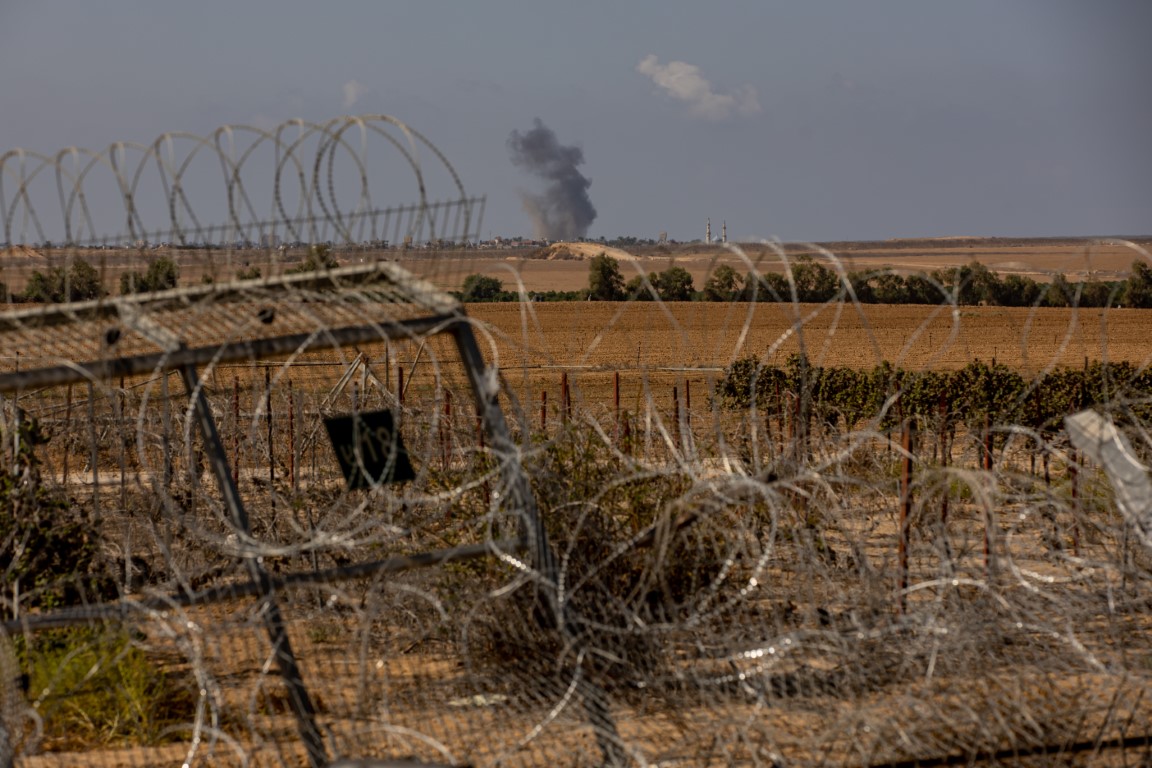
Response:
[722,221,727,244]
[706,218,712,244]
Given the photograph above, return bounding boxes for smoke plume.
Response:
[342,80,365,109]
[637,55,761,120]
[507,118,596,240]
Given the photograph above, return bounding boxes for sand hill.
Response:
[540,242,638,262]
[0,245,45,261]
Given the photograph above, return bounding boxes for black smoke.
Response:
[507,118,597,240]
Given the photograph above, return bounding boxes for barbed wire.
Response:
[0,115,477,249]
[2,114,1152,767]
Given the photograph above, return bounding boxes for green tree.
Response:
[1043,273,1073,308]
[903,273,944,304]
[625,273,657,301]
[121,256,179,294]
[287,244,339,274]
[24,259,105,302]
[461,273,504,302]
[1080,280,1119,308]
[654,265,694,301]
[587,253,625,300]
[868,272,910,304]
[999,274,1042,307]
[789,256,838,302]
[702,264,742,301]
[67,259,104,300]
[1,415,113,618]
[741,271,789,302]
[1123,261,1152,308]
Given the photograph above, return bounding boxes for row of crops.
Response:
[717,354,1152,442]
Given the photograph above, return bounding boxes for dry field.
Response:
[452,301,1152,420]
[414,237,1152,293]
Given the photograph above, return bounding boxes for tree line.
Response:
[1,245,345,303]
[0,257,181,303]
[460,253,1152,307]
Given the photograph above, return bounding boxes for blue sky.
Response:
[1,2,1149,242]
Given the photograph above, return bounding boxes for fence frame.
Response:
[0,263,584,768]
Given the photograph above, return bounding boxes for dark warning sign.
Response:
[324,409,415,488]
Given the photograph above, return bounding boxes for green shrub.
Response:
[120,257,179,294]
[23,259,105,302]
[24,627,197,749]
[460,273,503,302]
[287,244,339,274]
[0,413,114,619]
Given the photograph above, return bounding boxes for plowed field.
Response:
[456,302,1152,417]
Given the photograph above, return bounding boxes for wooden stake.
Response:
[561,371,570,424]
[983,415,992,576]
[1070,448,1081,557]
[161,373,172,492]
[614,370,620,442]
[266,367,275,517]
[898,420,913,614]
[288,380,296,495]
[441,390,452,470]
[232,376,241,486]
[63,383,72,485]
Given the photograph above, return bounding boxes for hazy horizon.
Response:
[2,3,1149,244]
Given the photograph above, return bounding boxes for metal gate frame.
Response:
[0,263,623,767]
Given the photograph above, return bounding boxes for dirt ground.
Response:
[8,237,1152,766]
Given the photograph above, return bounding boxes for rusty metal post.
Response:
[232,376,241,487]
[288,380,296,496]
[266,367,275,517]
[63,383,72,485]
[561,370,570,424]
[1070,448,1081,557]
[614,370,620,443]
[983,415,992,576]
[684,378,692,453]
[117,375,126,511]
[898,420,913,614]
[161,373,172,492]
[178,362,326,768]
[939,397,949,527]
[87,381,99,511]
[441,389,452,470]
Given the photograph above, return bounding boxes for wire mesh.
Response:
[3,116,1152,767]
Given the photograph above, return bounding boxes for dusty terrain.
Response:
[2,236,1149,296]
[7,236,1152,766]
[419,237,1152,293]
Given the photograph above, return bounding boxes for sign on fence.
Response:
[324,408,415,488]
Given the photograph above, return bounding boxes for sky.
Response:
[1,1,1149,243]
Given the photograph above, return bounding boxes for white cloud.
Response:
[342,80,365,110]
[636,55,761,120]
